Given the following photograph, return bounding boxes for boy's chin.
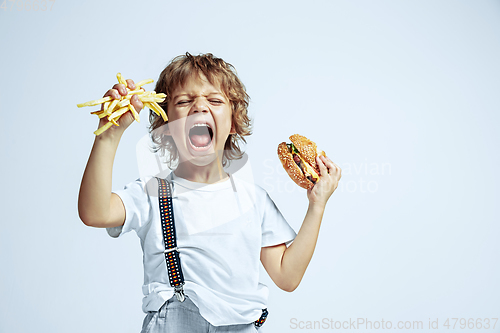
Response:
[178,152,220,168]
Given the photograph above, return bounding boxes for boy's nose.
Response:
[192,98,209,113]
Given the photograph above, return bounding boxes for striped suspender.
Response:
[157,177,186,302]
[255,308,269,328]
[157,176,268,327]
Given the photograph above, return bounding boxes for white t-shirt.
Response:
[107,172,296,326]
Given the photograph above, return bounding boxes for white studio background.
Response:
[1,1,499,332]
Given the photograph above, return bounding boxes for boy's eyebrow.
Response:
[172,92,225,99]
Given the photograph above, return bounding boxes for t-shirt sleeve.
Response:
[106,177,154,238]
[261,192,297,247]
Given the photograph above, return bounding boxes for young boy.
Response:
[78,53,341,333]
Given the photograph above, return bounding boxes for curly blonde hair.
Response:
[149,53,252,168]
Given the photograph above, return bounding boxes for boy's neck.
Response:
[173,159,229,184]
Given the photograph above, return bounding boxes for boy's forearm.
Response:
[279,202,325,291]
[78,133,122,226]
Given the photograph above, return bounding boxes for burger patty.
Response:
[289,144,317,184]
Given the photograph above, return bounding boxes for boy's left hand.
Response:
[307,155,341,206]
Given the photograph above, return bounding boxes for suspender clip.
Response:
[174,285,186,302]
[164,247,179,253]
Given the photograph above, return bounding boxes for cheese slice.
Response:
[296,153,320,182]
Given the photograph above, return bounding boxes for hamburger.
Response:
[277,134,326,190]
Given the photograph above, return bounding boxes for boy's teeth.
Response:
[192,123,211,128]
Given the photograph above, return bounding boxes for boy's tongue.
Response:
[190,133,211,147]
[189,124,213,148]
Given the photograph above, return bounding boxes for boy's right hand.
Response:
[80,77,144,228]
[98,79,144,136]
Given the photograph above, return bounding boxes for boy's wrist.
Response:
[94,128,124,145]
[308,200,326,213]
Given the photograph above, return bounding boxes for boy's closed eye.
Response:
[176,99,224,106]
[209,99,224,105]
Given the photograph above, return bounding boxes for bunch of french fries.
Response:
[77,73,168,136]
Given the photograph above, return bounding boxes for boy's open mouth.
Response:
[188,123,214,149]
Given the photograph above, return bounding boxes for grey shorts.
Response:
[141,295,261,333]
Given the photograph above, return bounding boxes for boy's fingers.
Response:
[317,156,328,176]
[321,155,335,170]
[333,162,341,173]
[104,88,120,100]
[126,79,136,90]
[131,94,144,112]
[323,156,341,177]
[112,83,128,96]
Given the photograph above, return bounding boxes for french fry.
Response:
[135,79,154,88]
[94,122,113,136]
[144,102,160,116]
[153,101,168,121]
[77,96,112,108]
[103,101,111,111]
[139,95,166,103]
[78,73,168,136]
[118,99,131,108]
[107,99,119,114]
[140,90,153,97]
[117,73,127,86]
[108,107,129,121]
[129,103,140,122]
[139,96,157,103]
[147,101,168,121]
[127,89,144,95]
